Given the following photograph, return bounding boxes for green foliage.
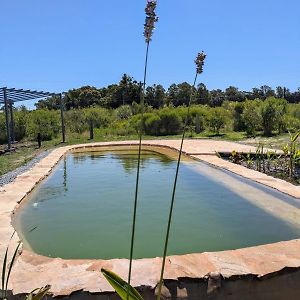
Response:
[114,105,133,120]
[27,110,60,141]
[207,107,228,134]
[232,102,246,132]
[158,108,182,135]
[1,232,21,300]
[260,97,287,136]
[242,99,262,136]
[101,269,143,300]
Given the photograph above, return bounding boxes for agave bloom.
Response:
[195,51,207,74]
[144,0,159,43]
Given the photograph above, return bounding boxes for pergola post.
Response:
[9,100,15,142]
[3,88,11,150]
[60,93,66,143]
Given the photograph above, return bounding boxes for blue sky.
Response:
[0,0,299,99]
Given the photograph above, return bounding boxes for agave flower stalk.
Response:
[127,1,158,298]
[156,51,206,300]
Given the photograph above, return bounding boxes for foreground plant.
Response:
[25,286,51,300]
[101,269,142,300]
[1,232,21,300]
[127,1,158,299]
[156,51,206,300]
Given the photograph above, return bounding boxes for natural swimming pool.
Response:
[14,147,300,259]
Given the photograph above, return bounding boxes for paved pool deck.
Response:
[0,139,300,298]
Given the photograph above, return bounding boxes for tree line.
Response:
[1,97,300,144]
[35,74,300,110]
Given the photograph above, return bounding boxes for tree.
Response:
[207,107,227,134]
[260,97,287,136]
[225,86,245,102]
[233,102,246,132]
[167,82,194,107]
[195,83,211,105]
[242,99,262,136]
[145,84,165,108]
[260,85,275,98]
[210,89,225,107]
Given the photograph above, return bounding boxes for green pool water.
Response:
[15,149,300,259]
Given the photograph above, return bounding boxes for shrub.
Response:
[260,97,287,136]
[114,105,133,120]
[284,115,300,133]
[144,113,161,135]
[207,107,228,134]
[65,109,87,133]
[27,110,60,140]
[158,108,182,135]
[233,102,246,131]
[242,99,262,136]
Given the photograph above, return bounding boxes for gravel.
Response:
[0,150,52,187]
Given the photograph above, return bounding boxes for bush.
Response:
[144,113,161,135]
[284,115,300,133]
[207,107,228,134]
[260,97,287,136]
[232,102,246,131]
[65,109,87,133]
[114,105,132,120]
[27,110,60,140]
[158,108,182,135]
[242,99,262,136]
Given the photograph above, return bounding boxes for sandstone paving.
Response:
[0,139,299,296]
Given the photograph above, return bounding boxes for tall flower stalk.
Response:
[156,51,206,300]
[127,1,158,298]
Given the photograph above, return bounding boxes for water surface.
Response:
[15,149,300,259]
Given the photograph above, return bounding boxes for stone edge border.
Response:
[0,140,299,297]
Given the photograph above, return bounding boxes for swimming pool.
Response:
[14,147,300,259]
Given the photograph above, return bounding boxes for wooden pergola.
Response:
[0,87,65,150]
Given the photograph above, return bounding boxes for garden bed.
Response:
[221,151,300,185]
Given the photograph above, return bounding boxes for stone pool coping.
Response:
[0,139,299,297]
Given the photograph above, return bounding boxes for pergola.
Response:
[0,87,66,150]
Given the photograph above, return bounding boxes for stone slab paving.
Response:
[0,139,299,297]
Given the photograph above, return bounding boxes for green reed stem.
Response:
[156,72,198,300]
[127,41,150,299]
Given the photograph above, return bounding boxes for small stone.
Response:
[155,284,172,300]
[207,271,222,295]
[177,286,188,299]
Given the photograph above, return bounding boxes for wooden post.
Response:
[3,88,11,150]
[9,101,15,142]
[60,93,66,143]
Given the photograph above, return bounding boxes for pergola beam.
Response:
[0,87,65,150]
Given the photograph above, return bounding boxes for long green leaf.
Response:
[1,231,16,300]
[5,241,21,293]
[101,268,143,300]
[1,248,8,300]
[292,131,300,143]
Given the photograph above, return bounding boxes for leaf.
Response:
[292,131,300,143]
[5,241,21,292]
[25,285,51,300]
[1,231,16,300]
[1,247,8,300]
[101,268,143,300]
